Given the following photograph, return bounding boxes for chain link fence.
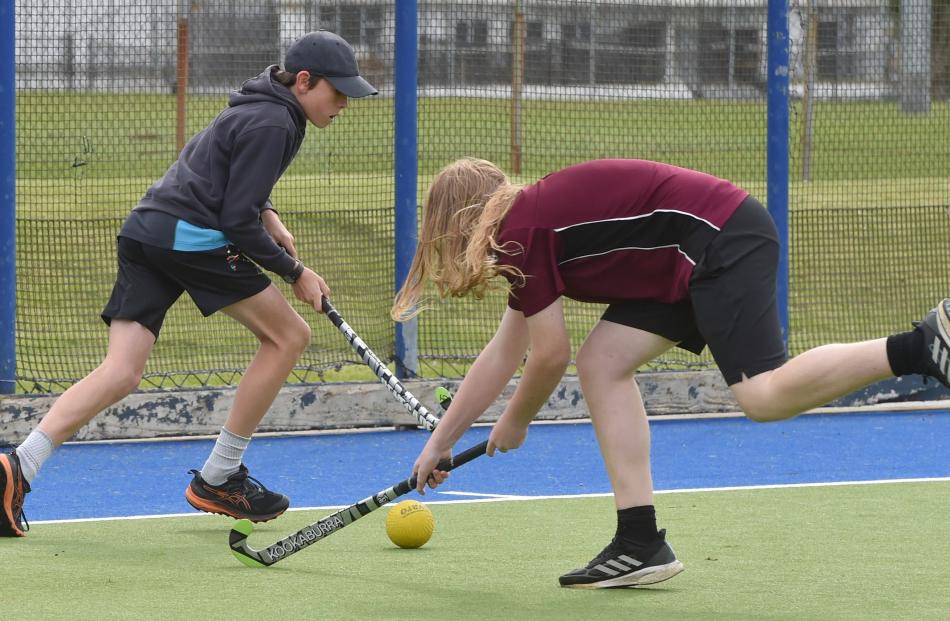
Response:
[11,0,949,392]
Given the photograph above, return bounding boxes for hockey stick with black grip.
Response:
[229,439,487,567]
[321,297,440,431]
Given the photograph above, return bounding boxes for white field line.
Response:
[438,491,534,499]
[27,475,950,527]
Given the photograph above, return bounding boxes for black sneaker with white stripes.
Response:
[559,529,684,589]
[916,298,950,388]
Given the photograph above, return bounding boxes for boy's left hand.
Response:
[262,209,297,258]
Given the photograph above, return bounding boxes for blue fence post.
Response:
[393,0,418,379]
[767,0,790,347]
[1,0,16,394]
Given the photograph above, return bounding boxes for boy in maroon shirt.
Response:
[392,157,950,589]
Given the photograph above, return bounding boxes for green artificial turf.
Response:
[4,481,949,620]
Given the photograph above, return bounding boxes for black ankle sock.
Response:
[616,505,659,548]
[886,330,925,376]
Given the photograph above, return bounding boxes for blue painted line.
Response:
[22,410,950,522]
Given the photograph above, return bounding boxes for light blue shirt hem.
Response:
[173,220,231,252]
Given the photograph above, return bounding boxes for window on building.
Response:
[526,21,543,44]
[594,21,665,84]
[699,21,729,84]
[562,22,590,43]
[319,6,337,32]
[456,22,469,47]
[456,20,489,48]
[625,22,665,49]
[340,5,361,46]
[473,20,488,46]
[561,21,591,84]
[520,21,549,83]
[817,21,837,78]
[734,28,761,84]
[455,19,492,84]
[816,18,857,81]
[364,6,382,47]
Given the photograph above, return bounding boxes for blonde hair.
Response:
[391,158,524,321]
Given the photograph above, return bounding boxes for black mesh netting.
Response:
[12,1,949,392]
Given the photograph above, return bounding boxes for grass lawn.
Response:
[12,94,950,390]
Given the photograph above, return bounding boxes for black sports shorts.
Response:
[601,196,787,385]
[101,237,272,338]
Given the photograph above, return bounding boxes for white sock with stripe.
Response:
[200,427,250,486]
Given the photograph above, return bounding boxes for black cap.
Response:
[284,31,378,98]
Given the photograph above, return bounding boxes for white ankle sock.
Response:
[200,427,250,486]
[16,429,54,483]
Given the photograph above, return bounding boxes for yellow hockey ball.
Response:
[386,500,434,549]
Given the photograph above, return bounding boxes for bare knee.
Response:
[296,318,312,352]
[273,315,311,356]
[575,342,629,386]
[100,360,144,396]
[739,403,789,423]
[578,338,658,388]
[731,373,799,422]
[736,394,801,423]
[575,344,597,385]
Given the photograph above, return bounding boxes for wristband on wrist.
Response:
[281,260,304,284]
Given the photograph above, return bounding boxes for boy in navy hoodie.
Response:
[0,31,377,536]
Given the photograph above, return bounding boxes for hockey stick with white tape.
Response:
[321,297,440,430]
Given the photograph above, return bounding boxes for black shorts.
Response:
[101,237,272,338]
[601,196,787,385]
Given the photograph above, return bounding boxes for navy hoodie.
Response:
[122,65,305,277]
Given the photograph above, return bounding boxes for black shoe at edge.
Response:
[916,298,950,388]
[0,450,31,537]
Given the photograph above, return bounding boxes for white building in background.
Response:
[14,0,903,100]
[298,0,898,99]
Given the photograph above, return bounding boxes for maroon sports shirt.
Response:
[496,159,750,316]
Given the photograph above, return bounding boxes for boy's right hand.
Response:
[292,268,331,312]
